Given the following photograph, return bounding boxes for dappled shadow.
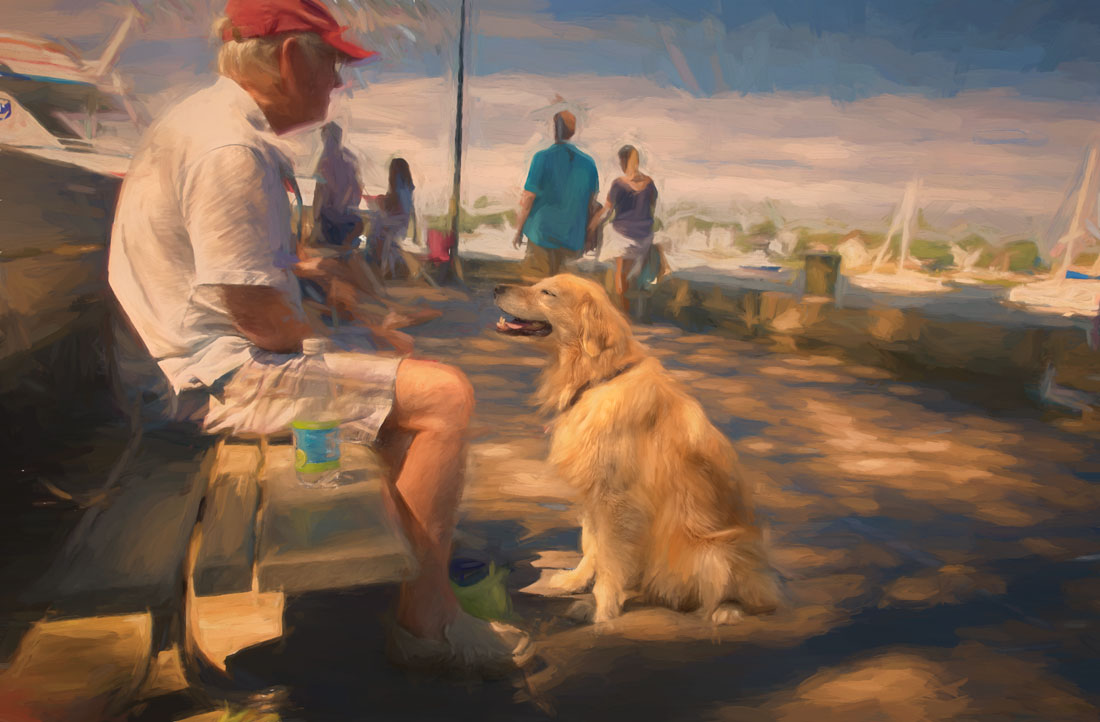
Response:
[405,313,1100,719]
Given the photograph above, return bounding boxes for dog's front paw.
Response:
[709,604,744,625]
[546,568,593,595]
[592,605,622,624]
[564,599,595,623]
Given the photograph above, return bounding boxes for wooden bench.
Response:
[185,437,417,673]
[4,428,416,718]
[3,285,418,713]
[6,425,215,720]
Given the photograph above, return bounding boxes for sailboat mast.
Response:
[448,0,467,272]
[897,180,919,275]
[871,192,904,273]
[1056,144,1099,281]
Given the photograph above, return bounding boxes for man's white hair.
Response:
[213,16,330,83]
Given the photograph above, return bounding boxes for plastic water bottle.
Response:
[292,337,342,488]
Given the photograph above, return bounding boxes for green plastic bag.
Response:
[450,562,514,621]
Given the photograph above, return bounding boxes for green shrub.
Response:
[908,238,954,267]
[957,233,995,267]
[1000,240,1041,272]
[749,219,777,237]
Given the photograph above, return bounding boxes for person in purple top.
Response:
[590,145,659,313]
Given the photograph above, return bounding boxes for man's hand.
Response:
[585,194,605,255]
[374,312,416,355]
[294,255,327,277]
[512,231,525,250]
[294,254,355,284]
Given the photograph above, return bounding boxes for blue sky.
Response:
[7,0,1100,101]
[461,0,1100,100]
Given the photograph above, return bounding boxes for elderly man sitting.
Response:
[107,0,532,676]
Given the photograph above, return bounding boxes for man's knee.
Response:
[395,359,475,430]
[431,363,475,425]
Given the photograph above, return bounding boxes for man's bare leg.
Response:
[381,359,473,639]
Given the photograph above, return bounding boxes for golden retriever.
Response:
[494,274,779,624]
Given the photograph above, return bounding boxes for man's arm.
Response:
[514,152,544,249]
[584,163,602,252]
[221,285,314,354]
[588,192,613,234]
[512,190,535,249]
[584,193,604,254]
[184,146,319,353]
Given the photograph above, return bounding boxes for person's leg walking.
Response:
[521,243,550,282]
[615,256,630,314]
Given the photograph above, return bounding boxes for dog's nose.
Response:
[493,285,509,298]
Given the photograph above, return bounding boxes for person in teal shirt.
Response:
[512,111,599,279]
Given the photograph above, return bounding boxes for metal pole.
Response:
[448,0,467,280]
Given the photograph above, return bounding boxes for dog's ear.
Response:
[579,292,611,357]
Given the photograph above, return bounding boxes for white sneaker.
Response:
[386,610,535,678]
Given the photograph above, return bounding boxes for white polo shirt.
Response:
[108,77,303,393]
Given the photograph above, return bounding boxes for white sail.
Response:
[870,179,920,273]
[1007,141,1100,317]
[896,179,921,275]
[1044,142,1100,278]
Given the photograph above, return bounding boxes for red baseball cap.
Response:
[222,0,377,62]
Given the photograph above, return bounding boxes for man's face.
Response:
[281,40,344,129]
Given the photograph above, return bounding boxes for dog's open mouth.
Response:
[495,315,552,337]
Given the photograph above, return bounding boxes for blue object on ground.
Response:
[449,557,489,587]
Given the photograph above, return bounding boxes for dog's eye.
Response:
[541,290,556,297]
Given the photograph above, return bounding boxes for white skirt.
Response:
[599,225,654,268]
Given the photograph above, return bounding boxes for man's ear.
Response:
[277,35,305,90]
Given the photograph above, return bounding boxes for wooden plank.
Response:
[256,444,416,593]
[22,432,213,617]
[186,590,284,674]
[190,442,261,597]
[0,613,153,721]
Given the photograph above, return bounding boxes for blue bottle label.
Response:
[292,421,340,472]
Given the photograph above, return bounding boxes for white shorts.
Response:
[202,332,402,444]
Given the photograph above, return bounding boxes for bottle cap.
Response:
[302,337,328,355]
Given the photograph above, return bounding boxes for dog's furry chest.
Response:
[545,381,657,496]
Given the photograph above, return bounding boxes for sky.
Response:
[467,0,1100,102]
[6,0,1100,101]
[5,1,1100,243]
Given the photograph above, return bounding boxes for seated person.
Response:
[108,0,532,676]
[363,157,416,280]
[298,125,439,353]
